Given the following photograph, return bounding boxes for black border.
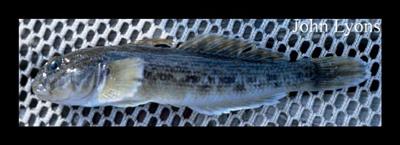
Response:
[7,1,394,141]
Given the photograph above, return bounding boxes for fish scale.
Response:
[134,48,317,100]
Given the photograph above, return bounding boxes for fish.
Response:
[31,35,370,115]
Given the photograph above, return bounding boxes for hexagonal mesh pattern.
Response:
[19,19,381,126]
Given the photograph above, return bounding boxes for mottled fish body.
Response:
[32,35,369,115]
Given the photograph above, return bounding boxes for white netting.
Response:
[19,19,381,126]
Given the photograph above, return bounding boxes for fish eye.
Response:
[48,58,62,71]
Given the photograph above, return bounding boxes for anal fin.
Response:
[187,92,288,115]
[109,100,150,108]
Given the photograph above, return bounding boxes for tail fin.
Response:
[309,57,370,91]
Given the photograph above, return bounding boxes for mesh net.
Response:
[19,19,382,126]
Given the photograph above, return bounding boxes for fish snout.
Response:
[31,78,51,99]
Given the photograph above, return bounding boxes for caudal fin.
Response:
[309,57,370,91]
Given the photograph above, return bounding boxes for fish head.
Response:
[32,51,107,106]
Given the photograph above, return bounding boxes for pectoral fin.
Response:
[98,58,145,103]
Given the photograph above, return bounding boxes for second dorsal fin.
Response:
[177,35,286,62]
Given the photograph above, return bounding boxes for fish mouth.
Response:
[31,78,51,99]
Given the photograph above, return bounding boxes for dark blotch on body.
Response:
[158,73,174,81]
[234,84,246,92]
[197,84,212,92]
[207,76,216,84]
[273,82,281,87]
[246,77,257,83]
[296,72,304,78]
[184,75,201,83]
[219,76,236,84]
[144,70,154,80]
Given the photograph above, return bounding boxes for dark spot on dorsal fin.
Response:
[154,44,171,48]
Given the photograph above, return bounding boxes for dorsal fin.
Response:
[134,38,174,48]
[177,35,286,62]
